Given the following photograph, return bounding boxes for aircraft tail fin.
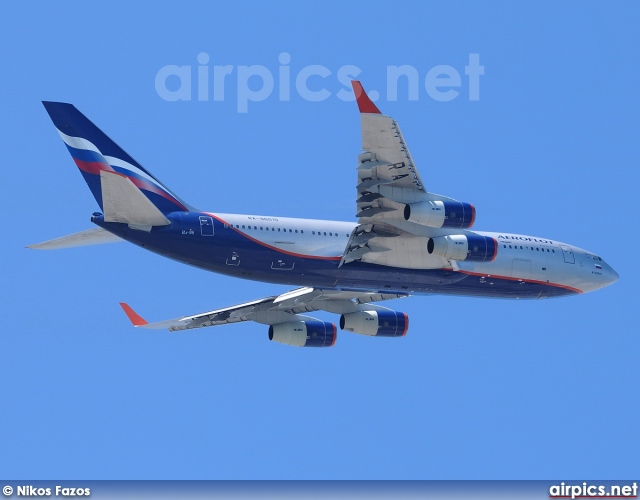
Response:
[42,101,194,216]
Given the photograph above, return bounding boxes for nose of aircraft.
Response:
[581,255,619,292]
[600,261,620,287]
[605,263,619,286]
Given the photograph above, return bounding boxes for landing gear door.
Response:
[199,216,214,236]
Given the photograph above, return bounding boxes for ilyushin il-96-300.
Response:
[31,81,618,347]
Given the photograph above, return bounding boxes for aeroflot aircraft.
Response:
[32,81,618,347]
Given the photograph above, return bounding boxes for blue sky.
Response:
[1,1,638,479]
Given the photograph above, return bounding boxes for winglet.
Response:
[351,80,381,114]
[119,302,148,327]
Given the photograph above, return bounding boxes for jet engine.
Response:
[339,310,408,337]
[427,234,497,262]
[268,321,337,347]
[404,200,475,229]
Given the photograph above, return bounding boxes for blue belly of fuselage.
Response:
[94,213,575,300]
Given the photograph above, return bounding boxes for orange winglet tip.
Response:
[119,302,148,327]
[351,80,381,114]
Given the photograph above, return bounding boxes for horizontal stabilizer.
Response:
[28,227,123,250]
[101,170,170,227]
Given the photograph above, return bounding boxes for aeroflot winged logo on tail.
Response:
[43,102,190,215]
[31,82,618,348]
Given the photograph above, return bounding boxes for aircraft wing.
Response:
[341,81,445,267]
[120,287,408,332]
[352,80,427,196]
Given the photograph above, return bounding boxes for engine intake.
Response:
[404,200,475,229]
[340,310,408,337]
[427,234,497,262]
[268,321,336,347]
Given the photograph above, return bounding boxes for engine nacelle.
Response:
[268,321,336,347]
[427,234,497,262]
[404,200,475,229]
[339,310,408,337]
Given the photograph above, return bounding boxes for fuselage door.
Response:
[271,259,295,270]
[226,252,240,266]
[560,245,575,264]
[199,216,214,236]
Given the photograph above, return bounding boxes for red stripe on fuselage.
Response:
[205,213,342,261]
[446,268,584,294]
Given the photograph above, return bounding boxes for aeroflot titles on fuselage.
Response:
[498,235,554,244]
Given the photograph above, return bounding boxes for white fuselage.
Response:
[202,213,618,296]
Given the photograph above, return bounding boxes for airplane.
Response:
[31,81,619,347]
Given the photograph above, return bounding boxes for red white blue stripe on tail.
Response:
[42,102,192,214]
